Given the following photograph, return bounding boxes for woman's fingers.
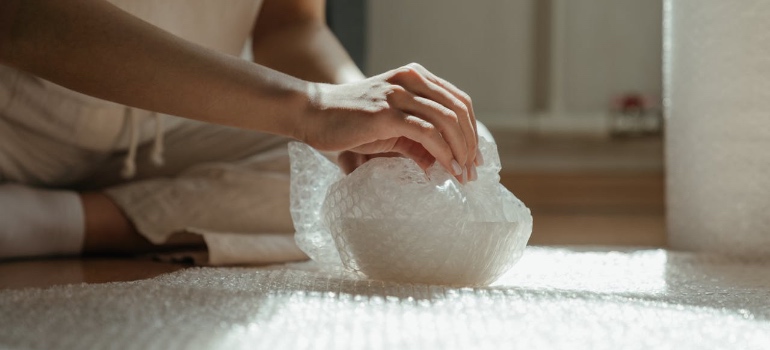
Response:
[357,138,434,172]
[386,64,479,180]
[387,86,469,178]
[389,137,435,171]
[388,66,477,169]
[382,112,462,179]
[403,63,481,167]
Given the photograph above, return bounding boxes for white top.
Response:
[0,0,263,153]
[109,0,262,57]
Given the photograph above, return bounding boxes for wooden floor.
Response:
[0,257,187,290]
[494,130,666,247]
[501,171,665,246]
[0,131,666,290]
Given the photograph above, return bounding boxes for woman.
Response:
[0,0,481,262]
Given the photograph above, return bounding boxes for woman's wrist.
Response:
[234,66,316,142]
[294,81,342,149]
[286,79,319,144]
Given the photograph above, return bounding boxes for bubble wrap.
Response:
[2,247,770,349]
[288,139,532,285]
[664,0,770,255]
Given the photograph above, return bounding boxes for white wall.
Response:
[367,0,536,117]
[562,0,662,113]
[366,0,662,130]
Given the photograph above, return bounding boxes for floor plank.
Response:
[0,257,188,290]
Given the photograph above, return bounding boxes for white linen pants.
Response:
[0,65,305,264]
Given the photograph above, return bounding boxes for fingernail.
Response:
[451,160,463,176]
[462,167,468,184]
[470,164,478,181]
[475,149,484,166]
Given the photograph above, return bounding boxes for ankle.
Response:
[80,192,150,254]
[80,192,204,255]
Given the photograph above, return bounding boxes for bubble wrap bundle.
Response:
[289,139,532,286]
[664,0,770,256]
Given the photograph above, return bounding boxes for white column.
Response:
[665,0,770,256]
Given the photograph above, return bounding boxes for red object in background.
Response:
[610,92,663,137]
[615,93,647,112]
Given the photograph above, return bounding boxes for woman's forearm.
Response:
[0,0,309,138]
[0,0,480,172]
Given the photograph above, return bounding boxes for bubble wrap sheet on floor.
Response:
[2,247,770,349]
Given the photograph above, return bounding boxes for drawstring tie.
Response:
[121,108,166,178]
[151,113,165,166]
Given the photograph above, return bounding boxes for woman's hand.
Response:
[0,1,478,182]
[300,63,481,182]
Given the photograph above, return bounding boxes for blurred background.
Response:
[329,0,665,246]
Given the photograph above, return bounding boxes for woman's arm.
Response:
[0,0,308,137]
[0,0,478,176]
